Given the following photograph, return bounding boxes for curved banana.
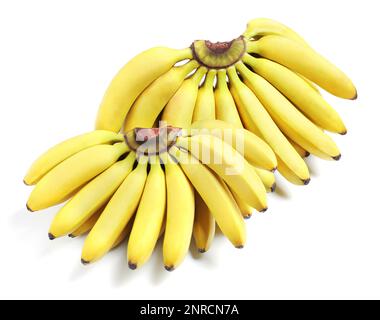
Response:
[244,18,309,46]
[190,119,277,171]
[124,60,198,131]
[192,70,217,122]
[193,191,215,253]
[247,35,357,99]
[243,54,347,134]
[96,47,193,132]
[68,209,102,238]
[214,69,243,128]
[49,152,136,239]
[176,134,267,211]
[161,67,207,128]
[27,143,128,212]
[24,130,123,185]
[227,67,310,183]
[237,62,341,160]
[254,167,276,193]
[81,160,148,264]
[162,153,195,271]
[170,146,246,248]
[127,160,166,270]
[231,189,254,219]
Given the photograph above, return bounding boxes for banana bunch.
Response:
[24,123,275,270]
[25,18,357,271]
[96,17,356,185]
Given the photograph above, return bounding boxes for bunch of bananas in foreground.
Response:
[25,18,357,271]
[96,18,356,185]
[25,124,275,270]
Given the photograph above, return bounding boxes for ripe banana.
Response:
[231,189,254,219]
[214,69,243,128]
[242,54,347,134]
[81,160,148,264]
[24,130,123,185]
[193,191,215,253]
[27,143,128,212]
[161,67,207,128]
[247,35,357,99]
[170,146,246,248]
[254,167,276,193]
[162,153,195,271]
[227,66,310,183]
[244,18,308,46]
[49,152,136,239]
[237,62,341,160]
[176,134,267,211]
[124,60,198,131]
[190,119,277,171]
[193,70,217,122]
[96,47,192,132]
[127,159,166,270]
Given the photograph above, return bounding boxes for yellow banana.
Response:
[243,54,347,134]
[49,152,136,239]
[161,67,207,128]
[127,159,166,270]
[190,119,277,171]
[24,130,123,185]
[214,69,243,128]
[176,134,267,211]
[237,62,341,160]
[227,66,310,183]
[254,167,276,193]
[27,143,128,212]
[81,160,148,264]
[244,18,309,46]
[124,60,198,131]
[289,139,310,158]
[162,153,195,271]
[96,47,193,132]
[170,146,246,248]
[192,70,217,122]
[193,192,215,253]
[231,189,254,219]
[68,209,102,238]
[113,217,135,249]
[247,35,357,99]
[277,158,310,186]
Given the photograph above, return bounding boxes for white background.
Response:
[1,0,379,300]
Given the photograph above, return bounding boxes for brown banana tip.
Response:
[305,152,311,158]
[244,214,252,220]
[48,233,55,240]
[271,167,278,173]
[26,203,34,212]
[68,234,76,238]
[23,179,30,186]
[198,248,206,253]
[270,183,277,193]
[236,245,244,249]
[165,265,175,272]
[303,178,311,186]
[351,91,358,100]
[333,154,342,161]
[81,259,90,266]
[260,207,268,213]
[340,130,348,136]
[128,262,137,270]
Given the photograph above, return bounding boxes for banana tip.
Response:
[198,248,206,253]
[351,91,358,100]
[23,179,31,186]
[244,214,252,220]
[271,167,278,173]
[270,183,277,193]
[235,245,244,249]
[48,233,55,240]
[68,234,76,238]
[260,207,268,213]
[164,265,175,272]
[333,154,342,161]
[26,203,34,212]
[128,262,137,270]
[81,259,90,266]
[303,178,311,186]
